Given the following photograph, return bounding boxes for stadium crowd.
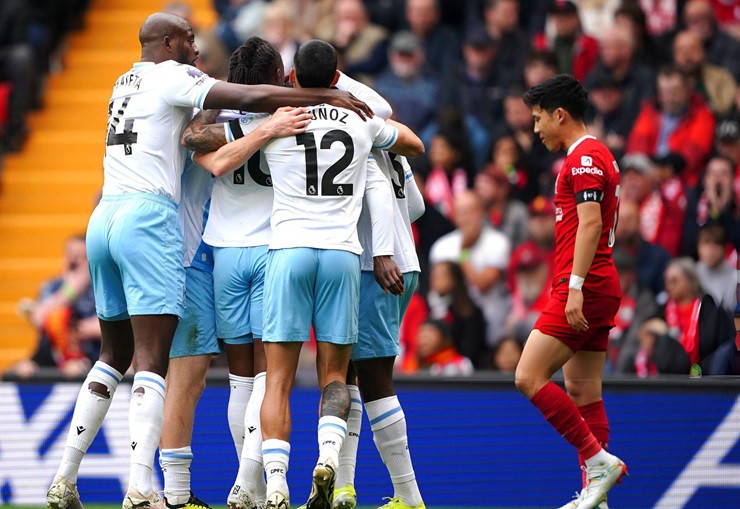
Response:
[8,0,740,379]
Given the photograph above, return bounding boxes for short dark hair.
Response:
[698,223,727,246]
[522,74,588,120]
[294,39,338,88]
[524,50,558,71]
[228,37,282,86]
[657,64,688,82]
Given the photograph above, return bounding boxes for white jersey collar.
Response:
[133,61,155,69]
[567,135,596,156]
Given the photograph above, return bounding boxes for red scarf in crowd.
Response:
[666,298,702,365]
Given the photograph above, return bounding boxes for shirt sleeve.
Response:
[369,117,399,151]
[364,155,395,257]
[402,157,425,222]
[335,71,393,121]
[224,114,269,142]
[568,152,608,204]
[160,63,218,109]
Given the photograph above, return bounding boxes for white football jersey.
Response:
[202,111,275,248]
[102,60,217,203]
[263,104,398,254]
[358,151,420,273]
[180,154,214,270]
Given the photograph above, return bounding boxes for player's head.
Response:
[522,74,588,152]
[139,12,198,66]
[228,37,284,86]
[289,40,339,89]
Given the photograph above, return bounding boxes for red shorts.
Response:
[533,291,620,352]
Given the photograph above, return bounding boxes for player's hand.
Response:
[324,89,374,121]
[565,288,589,332]
[262,107,312,138]
[374,255,404,296]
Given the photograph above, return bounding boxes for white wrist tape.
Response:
[569,274,585,290]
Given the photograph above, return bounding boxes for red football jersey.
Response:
[552,135,621,299]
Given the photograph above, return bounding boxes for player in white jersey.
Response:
[47,13,375,509]
[256,40,424,509]
[325,76,426,509]
[174,38,311,509]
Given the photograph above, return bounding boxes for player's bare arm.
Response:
[182,110,228,152]
[566,201,602,332]
[386,119,425,158]
[202,81,373,120]
[194,107,312,177]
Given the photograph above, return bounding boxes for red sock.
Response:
[577,400,610,487]
[530,381,602,460]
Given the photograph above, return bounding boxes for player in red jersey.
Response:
[515,75,627,509]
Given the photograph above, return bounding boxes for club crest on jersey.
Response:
[187,67,204,78]
[581,155,593,166]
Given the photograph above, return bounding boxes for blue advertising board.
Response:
[1,380,738,508]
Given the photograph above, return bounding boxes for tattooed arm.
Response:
[319,380,351,420]
[181,109,227,152]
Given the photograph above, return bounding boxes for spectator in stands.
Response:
[615,199,671,297]
[628,318,691,377]
[375,31,439,134]
[482,0,529,81]
[491,336,522,373]
[637,0,679,37]
[11,235,100,379]
[498,87,557,197]
[520,196,556,257]
[664,257,704,365]
[0,0,35,152]
[416,320,475,376]
[215,0,267,53]
[427,261,488,368]
[627,65,716,187]
[425,130,471,220]
[406,0,460,76]
[682,0,740,80]
[272,0,335,42]
[531,1,598,82]
[398,292,429,374]
[504,241,550,342]
[429,190,512,346]
[673,29,736,117]
[682,155,740,257]
[331,0,389,79]
[585,75,632,158]
[474,166,528,247]
[585,26,655,130]
[439,27,505,135]
[696,224,737,314]
[487,133,530,201]
[613,2,666,67]
[620,153,686,257]
[523,50,558,89]
[715,118,739,167]
[611,249,658,373]
[262,1,299,72]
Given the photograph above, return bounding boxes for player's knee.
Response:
[514,371,542,399]
[565,379,600,407]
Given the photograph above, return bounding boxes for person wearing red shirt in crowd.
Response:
[475,166,529,248]
[664,258,703,365]
[531,1,598,83]
[416,320,474,376]
[504,242,552,342]
[627,65,716,187]
[516,74,626,509]
[425,131,470,220]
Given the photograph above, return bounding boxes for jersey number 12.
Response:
[296,130,355,197]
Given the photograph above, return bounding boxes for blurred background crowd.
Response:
[3,0,738,379]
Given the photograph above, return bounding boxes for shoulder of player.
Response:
[567,139,615,174]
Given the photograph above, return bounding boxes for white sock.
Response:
[366,396,422,507]
[128,372,166,495]
[263,439,290,499]
[228,374,254,459]
[585,448,616,468]
[57,361,123,483]
[318,415,347,467]
[235,372,266,500]
[336,385,362,487]
[160,446,193,505]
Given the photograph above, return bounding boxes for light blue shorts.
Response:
[170,267,220,358]
[263,248,360,344]
[86,193,185,320]
[352,271,419,361]
[213,245,268,344]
